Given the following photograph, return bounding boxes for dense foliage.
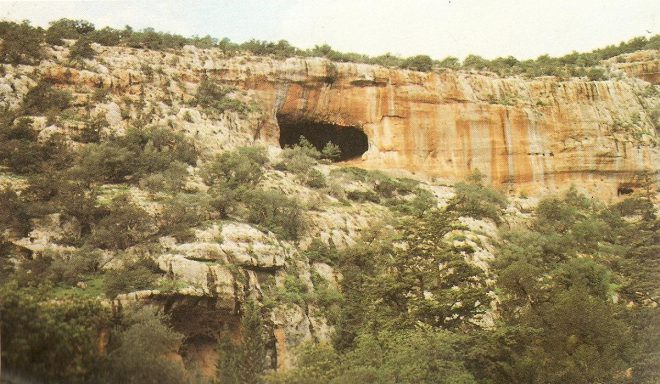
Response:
[2,18,658,78]
[265,185,659,384]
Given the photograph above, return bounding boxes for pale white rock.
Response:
[156,254,236,309]
[177,107,203,124]
[312,262,341,288]
[172,242,228,263]
[271,304,313,371]
[215,222,289,268]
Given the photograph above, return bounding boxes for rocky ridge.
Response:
[0,41,658,378]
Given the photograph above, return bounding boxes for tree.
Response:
[0,21,44,64]
[45,18,95,45]
[218,301,267,384]
[446,171,508,223]
[89,194,154,250]
[0,283,111,383]
[489,189,634,383]
[373,209,489,330]
[22,81,72,115]
[99,307,186,384]
[437,56,461,69]
[401,55,433,72]
[321,141,342,161]
[70,37,96,61]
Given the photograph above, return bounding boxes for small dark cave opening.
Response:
[277,114,368,161]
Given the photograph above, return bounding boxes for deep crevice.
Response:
[277,114,368,161]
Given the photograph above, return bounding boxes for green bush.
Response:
[192,76,248,115]
[276,142,319,175]
[303,239,340,265]
[0,21,44,64]
[346,189,380,203]
[139,161,189,193]
[73,126,198,184]
[321,141,342,161]
[0,283,111,382]
[100,307,186,384]
[218,301,267,384]
[385,187,436,216]
[45,18,95,45]
[0,188,32,237]
[304,168,327,188]
[69,36,96,61]
[242,189,305,240]
[90,194,154,250]
[103,257,160,298]
[157,193,210,242]
[446,171,507,223]
[0,127,73,175]
[48,248,102,285]
[400,55,434,72]
[202,146,268,189]
[22,81,72,116]
[75,114,108,143]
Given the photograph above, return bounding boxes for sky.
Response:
[0,0,658,60]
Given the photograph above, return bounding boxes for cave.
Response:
[277,115,368,161]
[617,185,634,196]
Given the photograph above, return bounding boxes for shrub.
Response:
[48,248,102,285]
[346,189,380,203]
[139,161,189,193]
[0,188,31,237]
[45,18,95,45]
[202,146,268,189]
[73,126,197,184]
[73,142,135,183]
[1,117,37,141]
[386,188,436,216]
[69,36,96,61]
[87,26,122,46]
[22,81,72,116]
[101,307,186,384]
[303,239,340,265]
[103,257,160,298]
[218,301,267,384]
[242,189,305,240]
[0,283,111,382]
[75,115,108,143]
[118,125,198,169]
[321,141,342,161]
[90,194,154,250]
[1,130,73,175]
[400,55,434,72]
[276,137,325,186]
[0,21,44,64]
[158,193,210,242]
[192,76,248,115]
[304,168,327,189]
[446,171,507,223]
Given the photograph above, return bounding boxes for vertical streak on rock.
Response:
[502,108,515,183]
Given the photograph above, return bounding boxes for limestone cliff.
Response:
[7,43,655,198]
[2,42,658,380]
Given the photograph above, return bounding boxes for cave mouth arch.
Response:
[277,114,368,161]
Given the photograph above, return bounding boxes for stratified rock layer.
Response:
[203,55,657,198]
[2,45,658,199]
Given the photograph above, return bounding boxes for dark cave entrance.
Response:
[277,115,368,161]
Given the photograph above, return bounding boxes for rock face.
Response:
[2,46,657,198]
[610,50,660,85]
[203,56,658,198]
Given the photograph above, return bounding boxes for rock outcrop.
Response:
[2,46,657,198]
[219,56,658,199]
